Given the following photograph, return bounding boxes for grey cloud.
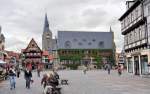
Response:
[0,0,126,52]
[81,8,108,28]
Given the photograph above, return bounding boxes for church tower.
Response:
[42,13,53,52]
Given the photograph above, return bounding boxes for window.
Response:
[135,8,138,19]
[92,39,96,42]
[129,14,131,24]
[128,33,131,43]
[128,33,132,44]
[82,39,87,42]
[65,41,71,48]
[137,27,140,41]
[88,42,92,45]
[138,5,142,17]
[98,41,104,48]
[148,26,150,36]
[78,42,82,46]
[32,44,35,47]
[73,38,77,42]
[139,26,141,40]
[141,55,149,74]
[148,5,150,15]
[121,21,123,29]
[127,16,130,25]
[134,29,137,41]
[131,12,133,22]
[132,10,135,21]
[141,25,146,39]
[128,58,133,73]
[34,53,37,55]
[124,35,128,45]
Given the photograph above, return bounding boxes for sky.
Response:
[0,0,126,53]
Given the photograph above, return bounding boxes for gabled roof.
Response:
[119,0,141,21]
[44,13,50,32]
[24,38,41,52]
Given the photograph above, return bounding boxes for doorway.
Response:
[134,56,140,75]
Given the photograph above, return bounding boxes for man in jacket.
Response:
[24,68,32,89]
[9,68,16,90]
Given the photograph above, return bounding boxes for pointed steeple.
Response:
[44,13,49,32]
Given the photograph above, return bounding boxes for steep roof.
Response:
[43,13,50,32]
[24,38,41,52]
[57,31,113,49]
[119,0,141,21]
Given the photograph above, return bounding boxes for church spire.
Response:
[44,13,49,32]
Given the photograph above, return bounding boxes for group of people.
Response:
[105,63,123,76]
[41,71,59,88]
[8,67,32,90]
[41,71,60,94]
[7,66,60,92]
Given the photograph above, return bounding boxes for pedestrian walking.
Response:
[9,68,16,90]
[37,65,41,77]
[83,67,87,75]
[24,68,32,89]
[118,65,122,76]
[16,68,20,78]
[106,63,111,75]
[37,69,41,77]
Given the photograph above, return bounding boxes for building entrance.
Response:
[134,56,140,75]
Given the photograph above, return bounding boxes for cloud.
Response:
[0,0,126,52]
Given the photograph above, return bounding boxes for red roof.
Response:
[5,50,20,60]
[42,51,49,56]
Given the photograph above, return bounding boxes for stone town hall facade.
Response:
[42,14,116,69]
[119,0,150,75]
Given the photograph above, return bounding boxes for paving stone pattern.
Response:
[0,70,150,94]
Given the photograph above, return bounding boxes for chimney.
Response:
[126,0,135,9]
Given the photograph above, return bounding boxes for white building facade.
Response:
[119,0,150,75]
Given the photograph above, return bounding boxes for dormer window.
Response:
[98,41,104,48]
[65,41,71,48]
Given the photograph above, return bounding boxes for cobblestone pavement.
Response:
[0,70,150,94]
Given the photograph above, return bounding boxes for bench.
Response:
[61,79,68,85]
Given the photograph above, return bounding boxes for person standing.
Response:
[37,65,41,77]
[37,69,40,77]
[24,68,32,89]
[118,65,122,76]
[16,68,20,78]
[9,68,16,90]
[107,63,111,75]
[83,67,87,75]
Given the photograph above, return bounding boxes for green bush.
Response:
[65,63,80,70]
